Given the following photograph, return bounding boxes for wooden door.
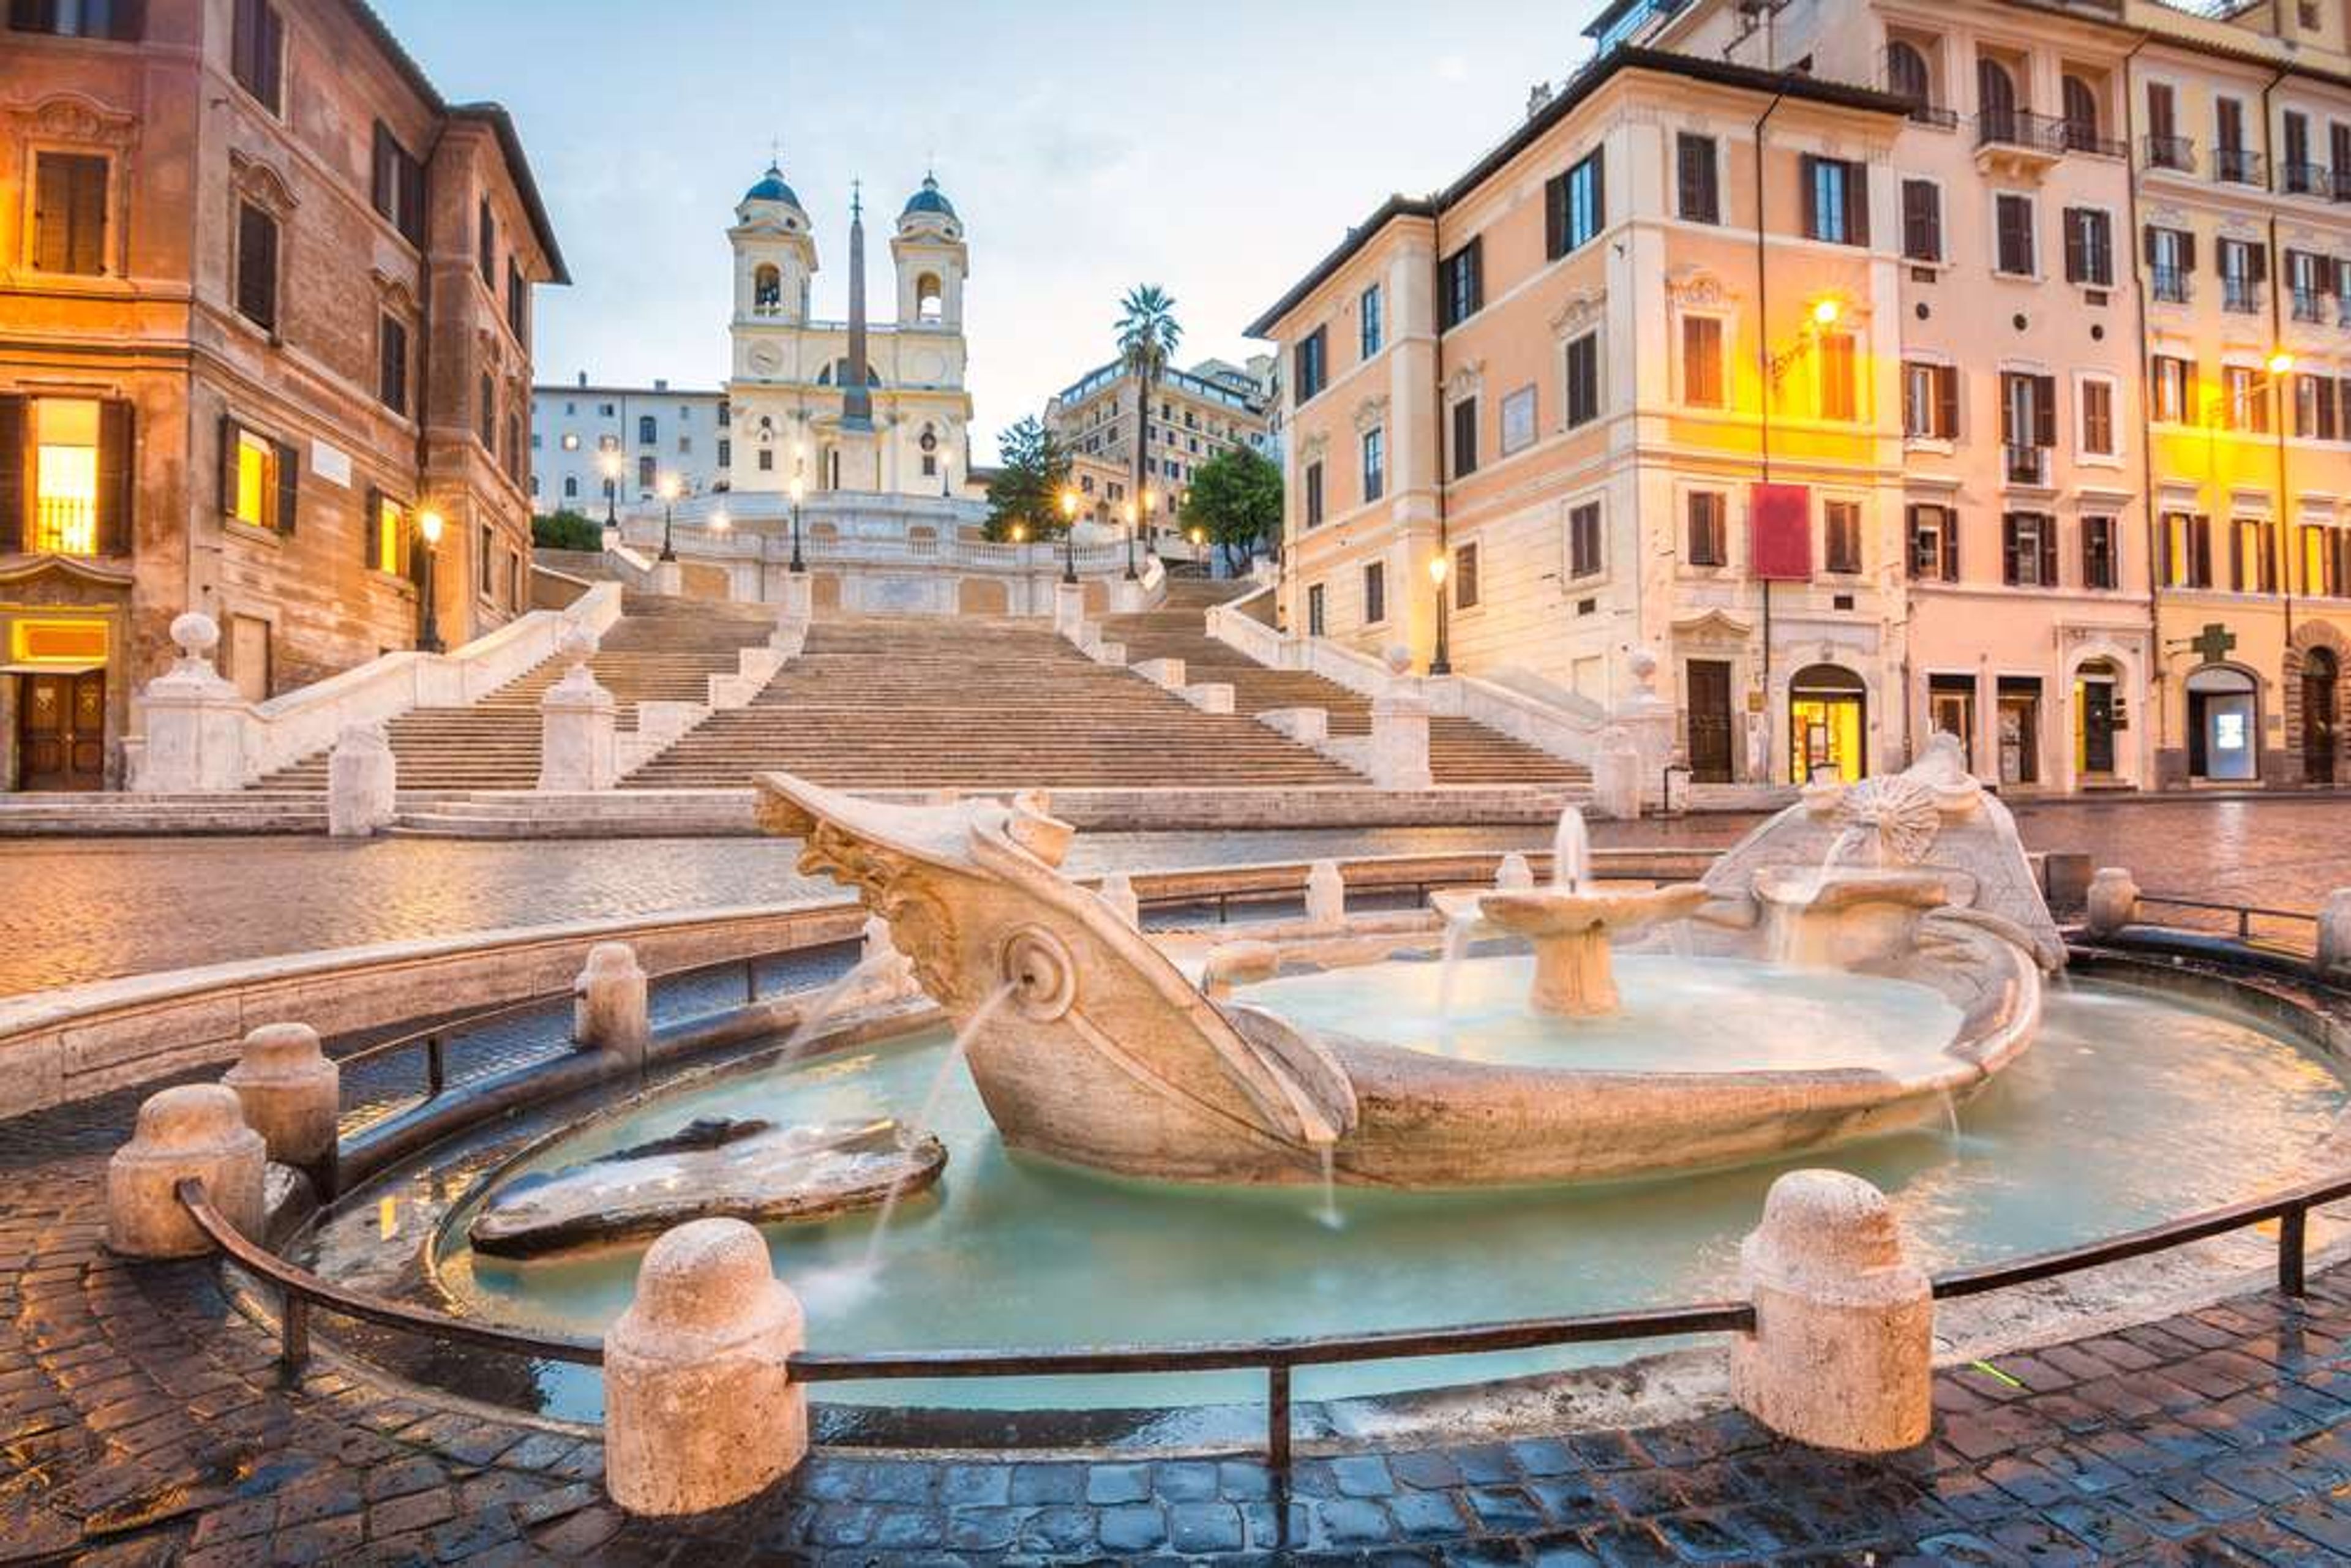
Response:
[16,671,106,790]
[1685,660,1733,782]
[2304,651,2338,784]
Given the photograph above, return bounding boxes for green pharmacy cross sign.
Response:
[2184,623,2237,666]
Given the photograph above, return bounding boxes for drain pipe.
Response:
[2260,66,2295,668]
[2119,32,2167,779]
[1753,91,1787,761]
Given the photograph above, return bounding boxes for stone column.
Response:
[1589,726,1643,822]
[1368,647,1433,791]
[778,572,814,623]
[650,559,683,597]
[327,722,397,837]
[1731,1169,1932,1454]
[1098,872,1141,929]
[1054,579,1088,639]
[2083,867,2140,938]
[604,1218,808,1515]
[132,613,248,793]
[1607,648,1678,811]
[1305,860,1347,928]
[106,1084,266,1258]
[574,942,649,1066]
[539,625,617,791]
[221,1023,340,1190]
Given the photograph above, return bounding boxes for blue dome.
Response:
[743,163,802,208]
[901,173,957,220]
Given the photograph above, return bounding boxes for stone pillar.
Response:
[650,559,683,597]
[1731,1169,1932,1454]
[604,1218,808,1515]
[1496,851,1535,890]
[2317,890,2351,975]
[2083,867,2140,938]
[1368,647,1433,791]
[778,572,814,623]
[327,722,397,837]
[574,942,649,1065]
[1589,726,1643,822]
[539,625,617,791]
[1608,648,1678,810]
[1098,872,1141,929]
[1305,860,1347,928]
[106,1084,267,1258]
[1054,579,1087,639]
[132,613,248,793]
[221,1022,340,1185]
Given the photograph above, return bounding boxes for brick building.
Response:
[0,0,564,789]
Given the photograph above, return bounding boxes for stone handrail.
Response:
[613,517,1133,574]
[602,539,661,591]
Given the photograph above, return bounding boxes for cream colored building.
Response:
[1045,357,1273,528]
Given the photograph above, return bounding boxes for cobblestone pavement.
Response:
[12,1126,2351,1565]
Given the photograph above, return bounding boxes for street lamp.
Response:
[1428,551,1452,676]
[1121,500,1139,580]
[710,508,730,535]
[1143,487,1160,560]
[599,451,621,527]
[657,473,681,561]
[416,508,445,653]
[787,472,806,572]
[1011,522,1027,545]
[1059,487,1079,584]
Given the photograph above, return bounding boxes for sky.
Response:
[374,1,1600,462]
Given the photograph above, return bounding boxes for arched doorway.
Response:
[2073,658,2121,781]
[1788,664,1867,784]
[2186,665,2259,782]
[2303,647,2338,784]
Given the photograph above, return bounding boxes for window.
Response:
[2083,516,2118,590]
[1900,179,1941,263]
[2000,372,2057,453]
[2294,375,2340,441]
[234,201,278,331]
[1567,501,1603,579]
[1909,503,1959,582]
[563,476,577,498]
[1824,500,1862,573]
[1294,327,1327,402]
[1454,543,1479,609]
[1363,560,1386,625]
[8,0,143,36]
[1903,361,1957,439]
[1993,193,2035,276]
[1978,57,2017,140]
[1676,134,1719,224]
[2222,365,2268,433]
[1545,153,1606,260]
[366,491,408,576]
[2304,524,2347,598]
[478,523,495,602]
[2144,225,2192,302]
[220,418,294,533]
[1886,41,1932,112]
[230,0,283,114]
[1801,156,1869,246]
[2145,81,2180,156]
[1450,397,1479,479]
[377,315,408,414]
[1687,491,1727,566]
[1681,316,1724,407]
[507,258,528,342]
[1359,285,1382,358]
[2218,238,2265,313]
[2230,517,2277,593]
[756,448,772,471]
[2151,354,2191,423]
[1818,332,1857,421]
[23,396,131,557]
[1303,460,1324,527]
[1564,332,1600,427]
[1440,238,1483,329]
[2162,511,2212,588]
[2215,97,2254,182]
[2284,250,2325,323]
[1361,426,1384,504]
[2062,208,2112,286]
[2080,378,2115,456]
[2002,512,2058,587]
[2282,111,2317,193]
[31,152,107,276]
[477,199,497,283]
[1307,583,1327,636]
[637,415,657,445]
[2060,75,2102,149]
[479,374,495,449]
[370,123,426,246]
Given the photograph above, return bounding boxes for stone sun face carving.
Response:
[1833,775,1943,867]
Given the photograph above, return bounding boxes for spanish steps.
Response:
[1100,580,1591,787]
[255,594,781,792]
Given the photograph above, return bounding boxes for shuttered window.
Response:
[1993,194,2035,276]
[2080,379,2115,454]
[1824,501,1862,574]
[378,316,408,414]
[1687,492,1727,566]
[1363,560,1386,625]
[1900,179,1941,263]
[1818,334,1858,422]
[2062,207,2112,286]
[1450,397,1479,479]
[217,416,296,534]
[2083,517,2118,590]
[1676,134,1719,224]
[370,122,426,246]
[235,201,278,331]
[1681,316,1724,407]
[1567,502,1603,579]
[1439,238,1483,328]
[1453,542,1479,608]
[1999,373,2059,448]
[2001,512,2058,587]
[1564,332,1600,428]
[478,199,497,283]
[0,395,133,557]
[1902,362,1959,439]
[1908,504,1959,582]
[1801,156,1869,246]
[1545,153,1606,259]
[31,152,107,276]
[230,0,283,114]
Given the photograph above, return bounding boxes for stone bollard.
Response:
[1368,647,1433,791]
[222,1023,340,1190]
[1305,860,1347,929]
[605,1218,807,1515]
[1098,872,1141,929]
[1054,579,1087,639]
[1731,1170,1932,1454]
[107,1084,267,1258]
[1496,852,1535,891]
[2319,890,2351,977]
[1589,726,1643,822]
[574,942,649,1066]
[132,612,247,792]
[2083,867,2140,938]
[327,722,397,836]
[539,625,618,791]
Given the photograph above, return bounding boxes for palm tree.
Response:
[1114,285,1182,572]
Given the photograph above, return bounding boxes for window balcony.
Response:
[2282,162,2333,198]
[33,495,99,557]
[2292,288,2327,324]
[1905,103,1960,130]
[2143,134,2197,173]
[2150,266,2192,304]
[2213,146,2267,186]
[2222,279,2263,315]
[2004,444,2050,486]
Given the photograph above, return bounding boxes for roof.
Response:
[902,173,958,220]
[744,164,805,208]
[1243,45,1912,338]
[340,1,570,284]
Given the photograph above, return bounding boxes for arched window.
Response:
[915,271,943,323]
[752,263,781,310]
[1886,41,1930,110]
[564,475,578,498]
[2060,75,2100,148]
[1976,58,2017,141]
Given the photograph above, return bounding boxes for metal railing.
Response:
[2149,265,2192,304]
[2214,146,2267,186]
[2282,162,2334,198]
[2143,133,2196,173]
[1976,110,2118,158]
[2131,891,2320,946]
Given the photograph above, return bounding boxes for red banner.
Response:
[1749,483,1812,580]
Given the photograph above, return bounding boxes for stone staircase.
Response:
[621,613,1362,790]
[1101,582,1590,787]
[253,595,782,792]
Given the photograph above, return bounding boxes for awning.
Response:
[0,662,105,676]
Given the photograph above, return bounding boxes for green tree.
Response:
[1114,284,1182,536]
[981,416,1075,541]
[531,509,604,552]
[1180,446,1282,572]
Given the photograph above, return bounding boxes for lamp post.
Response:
[599,451,620,528]
[787,473,806,572]
[1428,550,1452,676]
[416,508,445,653]
[1143,487,1160,561]
[657,473,681,561]
[1059,487,1079,584]
[1122,500,1139,579]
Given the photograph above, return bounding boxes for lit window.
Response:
[234,429,277,528]
[33,399,101,556]
[374,494,408,575]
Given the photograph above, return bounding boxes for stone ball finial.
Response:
[1627,647,1660,688]
[557,621,600,664]
[170,611,221,659]
[1383,644,1414,677]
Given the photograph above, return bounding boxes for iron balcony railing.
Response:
[2222,278,2263,315]
[2149,265,2192,304]
[2143,133,2196,172]
[2282,162,2333,198]
[2004,444,2050,486]
[2292,288,2328,324]
[1905,103,1960,130]
[2214,146,2267,186]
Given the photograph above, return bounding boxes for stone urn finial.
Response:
[1383,643,1413,678]
[169,611,222,675]
[1627,646,1660,694]
[557,620,600,669]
